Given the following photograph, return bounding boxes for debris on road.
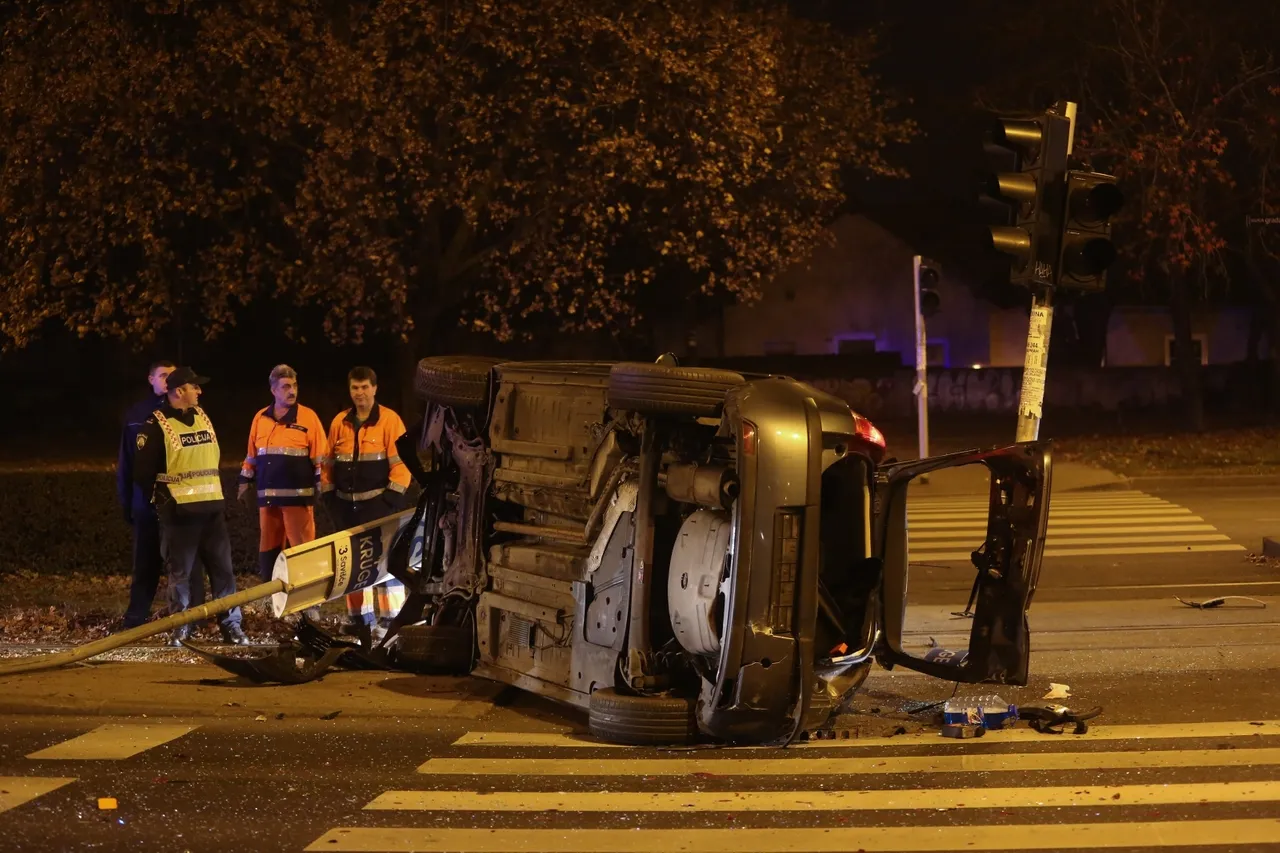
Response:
[1043,682,1072,700]
[97,798,117,810]
[1020,702,1103,734]
[944,695,1017,730]
[941,723,985,739]
[1175,595,1267,609]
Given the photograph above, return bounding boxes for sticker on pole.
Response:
[1018,306,1053,420]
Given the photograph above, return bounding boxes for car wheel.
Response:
[587,687,699,745]
[607,362,745,418]
[390,622,474,674]
[414,356,500,408]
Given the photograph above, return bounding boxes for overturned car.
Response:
[310,357,1051,746]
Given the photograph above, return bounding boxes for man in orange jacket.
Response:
[237,364,329,583]
[321,366,411,641]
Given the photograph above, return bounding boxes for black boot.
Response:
[220,623,249,646]
[168,624,193,648]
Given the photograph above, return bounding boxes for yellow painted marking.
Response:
[419,746,1280,776]
[26,724,197,760]
[0,777,76,814]
[367,780,1280,812]
[306,820,1280,852]
[909,515,1205,529]
[911,524,1218,538]
[452,720,1280,749]
[913,534,1230,549]
[909,507,1194,520]
[914,543,1246,561]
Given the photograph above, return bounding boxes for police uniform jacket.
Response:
[118,393,165,524]
[133,404,226,517]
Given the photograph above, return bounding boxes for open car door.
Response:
[873,442,1052,685]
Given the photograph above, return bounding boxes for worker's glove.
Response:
[237,482,254,507]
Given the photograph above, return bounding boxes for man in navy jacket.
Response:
[116,359,207,627]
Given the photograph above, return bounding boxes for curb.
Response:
[0,699,464,720]
[1121,472,1280,490]
[1055,480,1134,493]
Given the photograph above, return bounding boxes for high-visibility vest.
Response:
[321,404,410,503]
[154,408,224,507]
[240,404,327,507]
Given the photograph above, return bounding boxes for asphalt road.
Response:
[2,479,1278,850]
[3,662,1280,852]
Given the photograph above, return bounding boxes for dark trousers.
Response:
[161,511,242,627]
[331,498,394,531]
[125,511,206,628]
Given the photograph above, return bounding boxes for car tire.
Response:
[414,356,500,408]
[587,687,699,745]
[607,362,745,418]
[391,622,474,674]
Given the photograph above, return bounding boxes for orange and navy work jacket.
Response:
[320,403,410,506]
[238,404,329,507]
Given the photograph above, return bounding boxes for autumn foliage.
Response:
[0,0,915,353]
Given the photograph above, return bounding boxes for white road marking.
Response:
[451,719,1280,749]
[418,746,1280,776]
[365,780,1280,812]
[25,724,197,760]
[0,777,76,813]
[912,543,1246,561]
[306,820,1280,852]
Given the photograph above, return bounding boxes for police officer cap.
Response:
[167,366,211,388]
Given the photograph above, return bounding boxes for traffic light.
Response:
[918,258,941,317]
[982,108,1073,288]
[1057,170,1124,292]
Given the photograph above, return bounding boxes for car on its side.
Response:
[386,355,1051,746]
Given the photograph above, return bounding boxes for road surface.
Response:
[1,479,1278,851]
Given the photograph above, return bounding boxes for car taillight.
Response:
[854,414,886,450]
[741,420,757,456]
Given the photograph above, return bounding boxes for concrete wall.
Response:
[1105,306,1253,366]
[716,214,992,368]
[799,363,1259,420]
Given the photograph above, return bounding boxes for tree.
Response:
[975,0,1278,431]
[0,0,916,390]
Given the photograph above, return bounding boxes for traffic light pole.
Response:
[912,254,930,479]
[1011,100,1075,444]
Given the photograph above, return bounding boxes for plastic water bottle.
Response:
[943,695,1017,729]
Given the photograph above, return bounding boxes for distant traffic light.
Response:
[918,258,941,317]
[982,109,1073,288]
[1057,170,1124,292]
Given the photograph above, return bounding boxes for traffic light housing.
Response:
[982,109,1073,289]
[1057,170,1124,292]
[919,258,941,317]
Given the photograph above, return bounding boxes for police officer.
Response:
[133,367,248,646]
[320,366,411,641]
[117,360,210,628]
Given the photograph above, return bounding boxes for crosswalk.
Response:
[5,718,1280,849]
[2,722,198,816]
[307,720,1280,852]
[907,489,1245,561]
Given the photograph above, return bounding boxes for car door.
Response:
[873,442,1052,685]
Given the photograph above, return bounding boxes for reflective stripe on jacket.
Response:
[321,403,410,504]
[155,408,224,509]
[239,404,328,507]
